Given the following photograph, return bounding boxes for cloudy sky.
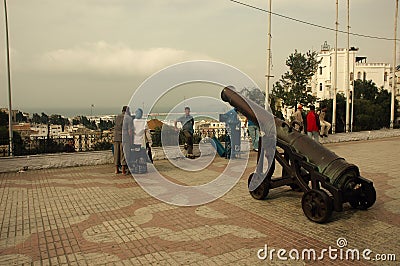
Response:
[0,0,397,116]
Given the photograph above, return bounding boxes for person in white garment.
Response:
[131,108,152,173]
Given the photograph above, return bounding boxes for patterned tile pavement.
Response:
[0,137,399,265]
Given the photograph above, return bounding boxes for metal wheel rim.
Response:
[302,190,332,223]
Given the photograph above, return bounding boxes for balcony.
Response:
[355,62,390,67]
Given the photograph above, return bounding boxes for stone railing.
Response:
[355,62,390,67]
[0,150,114,173]
[0,144,216,173]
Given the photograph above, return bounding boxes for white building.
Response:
[30,124,48,136]
[49,125,63,136]
[87,115,116,127]
[310,41,391,100]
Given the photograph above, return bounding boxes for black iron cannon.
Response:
[221,86,376,223]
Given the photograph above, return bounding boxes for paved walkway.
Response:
[0,138,399,265]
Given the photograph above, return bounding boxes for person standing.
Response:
[306,105,320,142]
[131,108,152,173]
[113,106,132,174]
[175,106,195,159]
[293,104,304,132]
[247,119,259,152]
[318,106,331,137]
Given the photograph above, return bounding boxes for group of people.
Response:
[113,105,196,174]
[246,104,331,151]
[113,103,330,171]
[293,104,331,143]
[113,106,153,175]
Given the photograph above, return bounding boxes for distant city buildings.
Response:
[8,121,113,153]
[0,111,116,155]
[1,108,255,157]
[195,117,248,139]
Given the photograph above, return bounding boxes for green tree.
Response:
[0,111,8,126]
[319,93,346,133]
[72,118,80,125]
[318,80,397,132]
[90,120,97,130]
[354,80,378,101]
[239,87,265,107]
[352,79,397,130]
[0,127,26,155]
[49,114,70,131]
[31,113,41,124]
[272,50,320,109]
[16,111,27,123]
[98,119,114,131]
[40,112,49,124]
[49,114,61,125]
[73,116,97,130]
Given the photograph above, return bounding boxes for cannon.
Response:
[221,86,376,223]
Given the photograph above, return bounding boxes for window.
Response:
[363,72,367,81]
[319,83,323,91]
[384,72,388,82]
[319,67,323,75]
[357,72,362,80]
[330,56,332,66]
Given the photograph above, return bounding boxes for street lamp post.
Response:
[332,0,339,134]
[350,47,358,132]
[265,0,272,109]
[3,0,13,156]
[391,0,399,129]
[345,0,351,133]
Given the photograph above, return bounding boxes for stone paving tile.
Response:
[0,138,399,265]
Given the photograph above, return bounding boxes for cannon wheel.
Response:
[248,173,269,200]
[349,184,376,210]
[247,161,275,200]
[301,189,333,223]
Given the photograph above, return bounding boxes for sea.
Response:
[21,105,229,121]
[22,106,133,119]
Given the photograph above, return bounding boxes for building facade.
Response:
[310,41,391,100]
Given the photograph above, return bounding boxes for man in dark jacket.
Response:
[175,106,195,159]
[114,106,132,174]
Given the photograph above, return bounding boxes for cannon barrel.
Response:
[221,86,359,188]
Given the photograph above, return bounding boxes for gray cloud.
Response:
[0,0,396,114]
[34,41,214,76]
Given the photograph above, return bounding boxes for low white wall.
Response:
[0,144,216,173]
[0,150,114,173]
